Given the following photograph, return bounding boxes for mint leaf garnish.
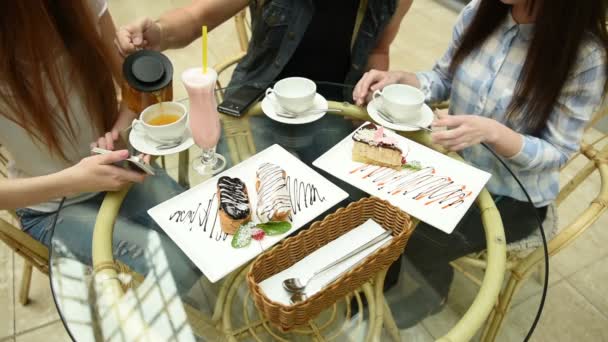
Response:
[402,160,422,171]
[231,222,254,248]
[257,221,292,235]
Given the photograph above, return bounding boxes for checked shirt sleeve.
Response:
[508,47,607,172]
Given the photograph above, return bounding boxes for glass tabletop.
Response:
[48,81,543,341]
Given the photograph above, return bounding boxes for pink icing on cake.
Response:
[373,126,397,145]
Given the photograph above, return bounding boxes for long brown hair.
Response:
[0,1,117,160]
[449,0,608,135]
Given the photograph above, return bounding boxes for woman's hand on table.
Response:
[64,150,147,193]
[430,110,499,151]
[352,69,421,106]
[430,110,523,157]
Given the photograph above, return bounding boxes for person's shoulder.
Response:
[462,0,481,17]
[456,0,481,28]
[88,0,108,19]
[577,33,608,71]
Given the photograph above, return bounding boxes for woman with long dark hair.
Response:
[0,1,197,284]
[353,0,608,325]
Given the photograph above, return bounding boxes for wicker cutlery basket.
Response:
[247,196,414,331]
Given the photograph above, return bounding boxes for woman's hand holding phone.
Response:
[65,150,147,193]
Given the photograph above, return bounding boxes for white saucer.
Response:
[261,93,328,125]
[129,128,195,156]
[367,99,434,132]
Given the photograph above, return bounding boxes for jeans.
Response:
[16,167,202,294]
[405,196,547,297]
[383,195,547,327]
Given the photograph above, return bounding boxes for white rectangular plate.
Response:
[313,123,491,233]
[148,144,348,283]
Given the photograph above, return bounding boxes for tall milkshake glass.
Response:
[181,67,226,174]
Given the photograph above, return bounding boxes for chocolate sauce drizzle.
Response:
[286,176,326,215]
[218,176,250,219]
[350,165,472,209]
[166,170,326,243]
[168,194,228,241]
[256,163,291,222]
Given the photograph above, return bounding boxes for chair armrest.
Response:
[513,143,608,279]
[92,186,132,298]
[213,52,247,77]
[0,217,48,268]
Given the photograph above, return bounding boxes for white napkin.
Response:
[259,219,392,305]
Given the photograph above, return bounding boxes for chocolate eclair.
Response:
[217,176,251,234]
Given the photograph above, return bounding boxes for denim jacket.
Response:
[228,0,398,89]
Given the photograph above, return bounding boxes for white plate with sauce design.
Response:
[148,144,348,282]
[314,122,491,234]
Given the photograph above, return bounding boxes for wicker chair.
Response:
[0,146,49,306]
[450,109,608,341]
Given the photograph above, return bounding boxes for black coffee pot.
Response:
[122,50,173,114]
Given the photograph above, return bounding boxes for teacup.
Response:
[373,84,425,122]
[266,77,316,114]
[133,101,188,142]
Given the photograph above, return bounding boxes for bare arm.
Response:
[158,0,249,50]
[0,171,79,209]
[0,151,145,210]
[366,0,413,71]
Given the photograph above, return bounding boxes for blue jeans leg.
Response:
[17,168,202,295]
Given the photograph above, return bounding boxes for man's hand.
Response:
[353,70,409,106]
[115,17,161,56]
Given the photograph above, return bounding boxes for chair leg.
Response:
[19,261,34,305]
[383,298,401,342]
[535,263,545,285]
[481,272,522,342]
[178,149,190,188]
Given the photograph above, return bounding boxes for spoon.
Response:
[155,138,183,150]
[376,109,433,132]
[282,229,392,294]
[290,292,308,305]
[276,108,343,119]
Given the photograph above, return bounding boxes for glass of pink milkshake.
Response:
[181,67,226,175]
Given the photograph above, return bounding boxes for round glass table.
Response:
[48,82,537,341]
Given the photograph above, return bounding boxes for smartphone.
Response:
[91,147,155,176]
[217,85,266,117]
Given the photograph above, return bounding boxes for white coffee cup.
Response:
[266,77,316,114]
[373,84,425,122]
[133,101,188,142]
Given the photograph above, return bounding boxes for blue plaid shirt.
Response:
[416,0,606,207]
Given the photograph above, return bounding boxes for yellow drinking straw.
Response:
[202,25,208,73]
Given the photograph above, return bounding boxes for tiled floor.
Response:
[1,0,608,341]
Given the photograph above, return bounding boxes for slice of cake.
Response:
[352,123,403,169]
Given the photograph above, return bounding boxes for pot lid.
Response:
[123,50,173,93]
